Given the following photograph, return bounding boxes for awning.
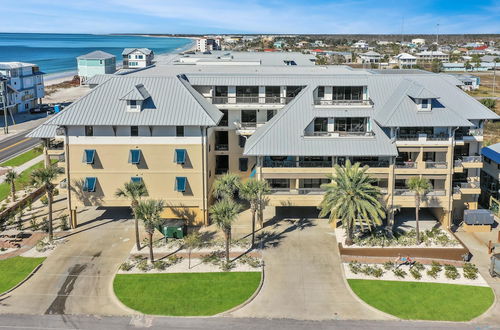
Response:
[175,177,187,192]
[83,149,96,164]
[83,177,97,192]
[174,149,186,164]
[129,149,141,164]
[464,209,494,225]
[131,177,142,184]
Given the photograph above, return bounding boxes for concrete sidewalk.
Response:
[0,154,44,183]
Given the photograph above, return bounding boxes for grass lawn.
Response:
[348,279,494,321]
[0,256,45,293]
[114,272,261,316]
[0,148,42,167]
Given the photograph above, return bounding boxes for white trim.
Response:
[68,136,204,145]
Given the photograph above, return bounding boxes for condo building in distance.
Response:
[29,52,499,228]
[0,62,45,113]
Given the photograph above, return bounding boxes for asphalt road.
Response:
[0,314,495,330]
[0,130,40,164]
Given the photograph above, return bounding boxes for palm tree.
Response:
[239,179,270,246]
[183,232,202,269]
[134,199,165,263]
[5,170,17,202]
[212,173,241,201]
[406,177,431,244]
[209,199,241,263]
[115,181,148,250]
[30,165,63,242]
[318,160,385,245]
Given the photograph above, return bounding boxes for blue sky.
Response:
[2,0,499,34]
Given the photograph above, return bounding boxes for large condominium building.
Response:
[30,59,498,228]
[415,51,450,63]
[196,38,222,52]
[0,62,45,113]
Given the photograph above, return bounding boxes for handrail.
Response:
[313,99,373,106]
[395,161,417,168]
[208,96,294,104]
[425,161,448,168]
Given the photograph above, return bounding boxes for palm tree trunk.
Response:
[47,191,53,242]
[188,250,191,269]
[148,232,154,263]
[415,194,420,244]
[134,217,140,250]
[258,205,264,229]
[251,208,256,247]
[225,231,230,263]
[11,183,16,202]
[346,220,354,246]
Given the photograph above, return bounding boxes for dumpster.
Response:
[158,219,186,239]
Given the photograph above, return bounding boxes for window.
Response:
[334,117,367,132]
[241,110,257,123]
[300,178,330,189]
[265,86,281,103]
[175,149,186,164]
[215,131,229,151]
[314,118,328,132]
[99,60,103,65]
[332,86,363,100]
[82,149,96,164]
[218,110,228,126]
[83,177,97,192]
[421,99,429,109]
[239,158,248,171]
[236,86,259,103]
[176,126,184,137]
[131,126,139,136]
[267,110,276,121]
[136,55,144,59]
[131,177,142,184]
[85,126,93,136]
[318,86,325,98]
[129,100,137,109]
[175,177,187,192]
[267,179,290,189]
[215,86,228,97]
[239,135,246,148]
[129,149,141,164]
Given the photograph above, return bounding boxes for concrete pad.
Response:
[230,218,391,321]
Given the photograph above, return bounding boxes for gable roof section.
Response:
[37,76,222,127]
[244,86,398,157]
[119,84,151,101]
[406,81,439,99]
[77,50,115,60]
[122,48,153,56]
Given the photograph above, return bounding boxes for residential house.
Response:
[449,74,480,91]
[77,50,116,84]
[416,51,449,63]
[122,48,154,69]
[358,51,381,63]
[352,40,369,50]
[412,38,426,45]
[0,62,44,113]
[393,53,417,68]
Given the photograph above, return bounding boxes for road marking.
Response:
[0,137,31,153]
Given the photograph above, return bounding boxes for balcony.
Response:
[395,161,417,169]
[425,161,447,169]
[208,96,294,105]
[357,160,390,168]
[313,99,373,106]
[455,182,481,194]
[396,133,450,143]
[396,134,419,141]
[263,160,333,168]
[214,144,228,151]
[455,128,483,142]
[234,121,266,135]
[303,131,375,138]
[269,188,324,195]
[454,156,482,169]
[393,189,446,196]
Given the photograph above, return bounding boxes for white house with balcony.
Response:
[358,51,381,63]
[122,48,154,69]
[392,53,417,68]
[0,62,45,113]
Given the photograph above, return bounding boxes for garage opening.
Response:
[275,206,321,219]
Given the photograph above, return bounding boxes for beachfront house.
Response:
[122,48,154,69]
[77,51,116,85]
[0,62,44,113]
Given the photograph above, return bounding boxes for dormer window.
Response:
[129,100,137,109]
[120,84,150,112]
[421,99,429,109]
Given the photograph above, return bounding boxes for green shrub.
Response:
[120,262,133,271]
[201,251,224,265]
[427,261,443,279]
[410,268,422,280]
[132,255,146,262]
[166,254,182,265]
[29,216,39,231]
[153,260,167,270]
[59,214,69,231]
[53,188,59,197]
[238,255,262,268]
[136,259,151,272]
[220,261,235,272]
[393,268,407,278]
[463,263,479,280]
[40,217,48,232]
[444,264,460,280]
[372,266,384,278]
[348,261,363,274]
[40,195,48,205]
[413,262,425,271]
[383,261,395,270]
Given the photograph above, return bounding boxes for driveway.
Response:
[230,217,390,320]
[0,207,135,315]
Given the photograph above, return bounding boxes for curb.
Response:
[215,264,265,316]
[109,266,142,316]
[0,262,43,298]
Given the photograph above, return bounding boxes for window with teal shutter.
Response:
[131,177,142,184]
[175,177,187,192]
[175,149,186,164]
[129,149,141,164]
[83,149,96,164]
[83,177,97,192]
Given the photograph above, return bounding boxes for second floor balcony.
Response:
[209,96,294,105]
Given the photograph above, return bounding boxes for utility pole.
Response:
[0,77,8,135]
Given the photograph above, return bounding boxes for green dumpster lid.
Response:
[160,218,185,227]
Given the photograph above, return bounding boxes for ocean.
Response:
[0,33,193,78]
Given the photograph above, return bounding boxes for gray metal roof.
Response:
[34,75,222,127]
[28,123,59,139]
[119,84,151,101]
[244,86,398,157]
[122,48,153,56]
[77,50,115,60]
